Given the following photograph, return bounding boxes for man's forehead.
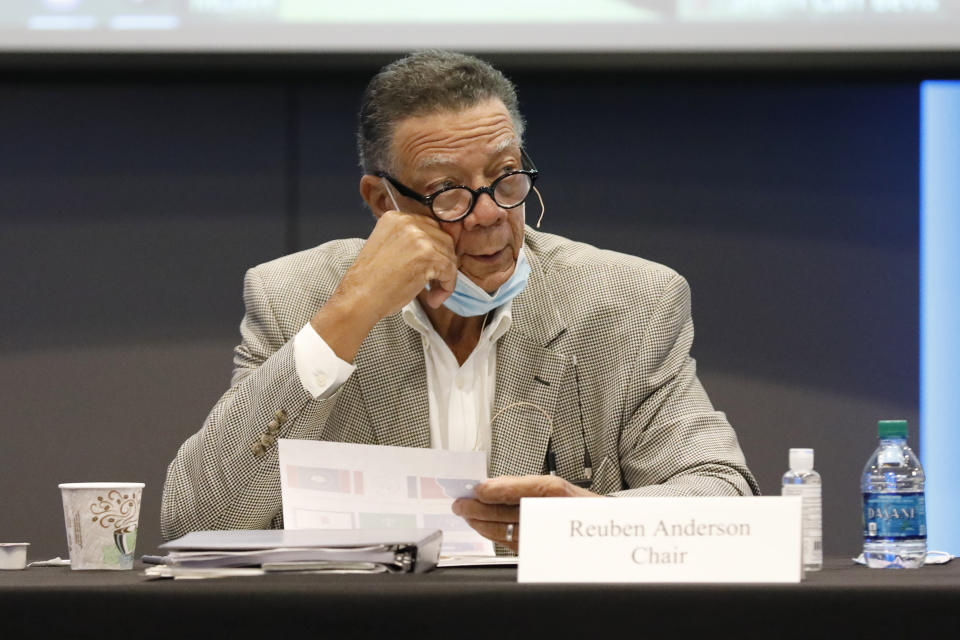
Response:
[416,135,518,170]
[391,100,519,172]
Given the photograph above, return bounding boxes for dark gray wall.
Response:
[0,70,918,561]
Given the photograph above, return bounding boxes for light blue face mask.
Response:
[441,248,530,317]
[382,177,532,317]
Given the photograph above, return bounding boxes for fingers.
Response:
[396,212,458,289]
[473,475,580,504]
[452,477,599,553]
[422,244,457,309]
[388,209,453,254]
[452,498,518,523]
[349,210,459,317]
[424,283,453,309]
[452,500,519,552]
[426,239,458,285]
[464,519,518,552]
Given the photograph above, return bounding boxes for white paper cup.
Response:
[59,482,144,570]
[0,543,29,570]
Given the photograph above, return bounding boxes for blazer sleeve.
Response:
[611,273,760,498]
[160,267,344,540]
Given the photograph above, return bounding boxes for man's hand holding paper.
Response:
[453,475,599,553]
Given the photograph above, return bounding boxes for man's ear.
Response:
[359,175,392,219]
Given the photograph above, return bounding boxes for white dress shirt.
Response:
[293,300,512,454]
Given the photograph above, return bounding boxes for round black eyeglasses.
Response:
[374,149,539,223]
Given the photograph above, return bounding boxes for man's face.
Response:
[390,98,526,294]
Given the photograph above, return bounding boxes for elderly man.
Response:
[161,50,759,553]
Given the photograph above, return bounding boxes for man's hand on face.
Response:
[451,475,600,553]
[310,209,458,363]
[344,209,459,317]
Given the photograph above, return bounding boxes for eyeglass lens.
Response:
[432,173,532,221]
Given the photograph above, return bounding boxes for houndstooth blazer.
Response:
[161,227,760,541]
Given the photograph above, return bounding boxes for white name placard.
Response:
[518,496,802,583]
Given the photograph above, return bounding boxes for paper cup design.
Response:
[59,483,143,570]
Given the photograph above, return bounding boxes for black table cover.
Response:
[3,558,957,640]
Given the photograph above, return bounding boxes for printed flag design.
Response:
[287,465,364,494]
[424,514,472,531]
[358,513,418,529]
[406,476,477,499]
[292,509,355,529]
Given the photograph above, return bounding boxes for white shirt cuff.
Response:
[293,322,357,400]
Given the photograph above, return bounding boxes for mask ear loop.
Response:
[532,186,545,229]
[382,177,402,212]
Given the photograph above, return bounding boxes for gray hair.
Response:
[357,50,525,174]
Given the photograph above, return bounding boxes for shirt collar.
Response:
[402,297,513,345]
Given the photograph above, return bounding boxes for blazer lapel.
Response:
[490,239,569,478]
[355,315,432,449]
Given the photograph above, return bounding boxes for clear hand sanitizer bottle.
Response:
[782,448,823,572]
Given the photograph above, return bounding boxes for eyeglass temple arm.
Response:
[377,173,431,206]
[521,147,538,172]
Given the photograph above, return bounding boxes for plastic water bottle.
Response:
[781,448,822,572]
[861,419,926,569]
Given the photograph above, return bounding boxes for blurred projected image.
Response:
[11,0,183,30]
[676,0,948,20]
[42,0,83,9]
[1,0,957,46]
[269,1,662,23]
[31,0,182,12]
[3,0,955,27]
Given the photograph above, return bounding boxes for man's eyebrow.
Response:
[494,136,518,154]
[417,154,455,170]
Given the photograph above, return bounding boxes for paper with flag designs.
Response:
[279,439,494,556]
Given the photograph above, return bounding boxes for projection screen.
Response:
[1,1,959,53]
